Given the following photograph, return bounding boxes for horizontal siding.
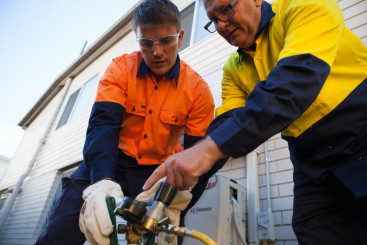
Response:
[0,94,62,190]
[180,32,237,73]
[0,172,58,244]
[337,0,367,46]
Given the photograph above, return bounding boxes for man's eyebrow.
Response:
[208,1,229,20]
[207,8,219,20]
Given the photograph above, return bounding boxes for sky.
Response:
[0,0,139,157]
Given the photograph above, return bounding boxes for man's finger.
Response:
[171,163,185,190]
[143,164,167,191]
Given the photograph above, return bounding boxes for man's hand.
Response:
[79,179,124,245]
[143,137,225,191]
[136,177,193,245]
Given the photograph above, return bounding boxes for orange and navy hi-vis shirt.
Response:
[83,51,214,182]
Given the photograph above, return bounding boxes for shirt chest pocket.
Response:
[157,110,187,152]
[125,99,146,116]
[159,110,187,126]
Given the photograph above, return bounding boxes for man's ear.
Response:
[178,29,185,48]
[254,0,263,7]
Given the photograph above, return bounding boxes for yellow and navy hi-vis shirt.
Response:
[208,0,367,197]
[83,51,214,183]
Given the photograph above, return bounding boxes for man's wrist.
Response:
[201,136,226,163]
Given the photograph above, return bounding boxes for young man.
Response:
[144,0,367,244]
[35,1,214,244]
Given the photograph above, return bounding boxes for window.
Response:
[179,3,195,51]
[56,89,80,129]
[0,190,11,209]
[56,75,98,129]
[69,77,97,122]
[191,0,211,44]
[43,166,78,229]
[179,0,212,52]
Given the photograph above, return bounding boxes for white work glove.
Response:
[136,177,192,245]
[79,179,124,245]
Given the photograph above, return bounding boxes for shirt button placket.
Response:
[141,84,157,163]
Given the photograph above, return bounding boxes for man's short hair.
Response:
[132,0,181,32]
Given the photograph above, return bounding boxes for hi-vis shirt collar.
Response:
[136,55,181,86]
[237,1,275,54]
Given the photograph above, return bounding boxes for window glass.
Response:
[56,75,98,129]
[179,1,212,52]
[179,3,195,52]
[193,0,211,44]
[56,89,80,129]
[69,76,98,122]
[0,191,11,209]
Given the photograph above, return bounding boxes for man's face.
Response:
[204,0,262,48]
[136,25,184,77]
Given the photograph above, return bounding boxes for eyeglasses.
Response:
[204,0,238,33]
[136,33,180,50]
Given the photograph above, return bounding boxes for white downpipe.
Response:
[257,142,275,242]
[246,151,260,245]
[264,142,272,212]
[0,78,73,231]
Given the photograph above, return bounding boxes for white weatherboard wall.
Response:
[0,0,366,244]
[338,0,367,46]
[0,155,11,181]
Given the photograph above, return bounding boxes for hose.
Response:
[189,230,217,245]
[160,224,217,245]
[230,196,247,245]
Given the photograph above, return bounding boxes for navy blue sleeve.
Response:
[210,53,330,158]
[83,101,125,183]
[183,134,202,149]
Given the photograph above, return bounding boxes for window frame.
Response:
[42,165,78,229]
[179,0,213,52]
[56,74,99,130]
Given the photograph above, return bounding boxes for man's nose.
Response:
[216,20,229,33]
[153,42,163,56]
